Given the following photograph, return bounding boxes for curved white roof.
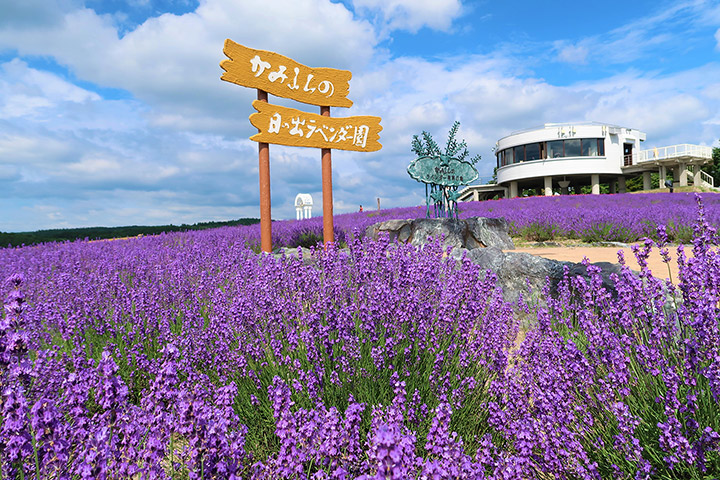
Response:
[295,193,313,206]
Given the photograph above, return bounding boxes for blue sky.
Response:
[1,0,720,231]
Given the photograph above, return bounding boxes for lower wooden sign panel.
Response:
[249,101,382,152]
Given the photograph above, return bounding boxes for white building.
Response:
[295,193,313,220]
[459,122,714,201]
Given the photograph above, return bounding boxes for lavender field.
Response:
[1,193,719,479]
[257,192,720,248]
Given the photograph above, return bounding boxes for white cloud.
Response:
[0,0,72,28]
[352,0,463,33]
[0,132,73,164]
[0,59,100,119]
[715,27,720,49]
[61,154,179,183]
[703,82,720,99]
[0,1,375,93]
[551,1,717,67]
[570,65,720,145]
[0,8,119,66]
[556,43,588,64]
[0,94,53,119]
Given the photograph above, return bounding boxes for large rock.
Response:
[270,246,316,265]
[452,247,624,303]
[464,218,515,250]
[365,217,514,250]
[566,261,624,294]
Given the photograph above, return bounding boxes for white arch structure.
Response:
[295,193,314,220]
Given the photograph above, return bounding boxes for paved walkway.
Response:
[506,244,684,283]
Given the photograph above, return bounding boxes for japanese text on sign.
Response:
[249,101,382,152]
[407,155,479,187]
[220,40,353,108]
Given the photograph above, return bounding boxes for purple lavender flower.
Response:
[362,421,418,480]
[1,386,32,477]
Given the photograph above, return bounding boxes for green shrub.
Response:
[297,231,324,248]
[521,222,560,242]
[580,222,635,243]
[666,219,694,244]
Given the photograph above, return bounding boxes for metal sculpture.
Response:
[408,122,480,219]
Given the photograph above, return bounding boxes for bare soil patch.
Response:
[506,239,683,283]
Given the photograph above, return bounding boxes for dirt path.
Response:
[505,243,683,283]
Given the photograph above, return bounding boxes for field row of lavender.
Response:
[257,193,720,248]
[0,194,718,478]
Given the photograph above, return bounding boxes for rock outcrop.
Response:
[270,246,315,265]
[366,217,625,303]
[364,217,514,250]
[451,247,623,303]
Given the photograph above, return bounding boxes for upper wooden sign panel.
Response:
[221,40,353,108]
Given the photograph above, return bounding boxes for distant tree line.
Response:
[0,218,260,248]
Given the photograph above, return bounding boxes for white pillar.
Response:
[296,207,302,220]
[694,168,702,186]
[679,162,688,187]
[544,176,553,196]
[591,174,600,195]
[643,171,652,190]
[473,190,479,202]
[510,181,518,198]
[304,205,311,219]
[618,176,626,194]
[659,166,667,188]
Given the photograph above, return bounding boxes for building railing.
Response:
[502,121,620,138]
[635,144,713,164]
[686,165,715,189]
[700,170,715,188]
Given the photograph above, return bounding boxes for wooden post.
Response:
[257,89,272,252]
[321,105,334,246]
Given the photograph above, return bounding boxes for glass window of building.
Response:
[504,148,513,165]
[564,139,581,157]
[582,138,598,156]
[525,142,541,161]
[497,137,609,168]
[513,145,525,163]
[548,141,563,158]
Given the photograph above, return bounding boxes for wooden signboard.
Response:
[221,40,353,108]
[249,101,382,152]
[220,40,382,253]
